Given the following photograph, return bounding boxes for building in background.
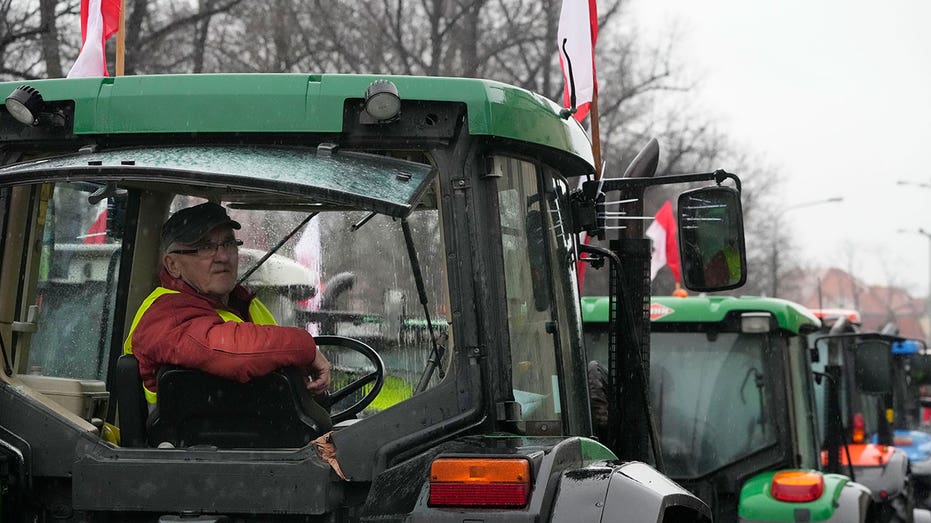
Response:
[785,267,928,342]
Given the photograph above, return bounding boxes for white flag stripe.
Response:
[645,219,666,281]
[557,0,595,107]
[67,0,106,78]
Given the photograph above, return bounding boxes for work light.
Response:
[363,80,401,122]
[5,85,44,126]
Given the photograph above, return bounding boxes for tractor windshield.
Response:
[15,145,450,420]
[651,331,778,478]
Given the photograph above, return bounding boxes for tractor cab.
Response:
[885,338,931,508]
[811,323,931,523]
[0,74,743,521]
[585,295,874,522]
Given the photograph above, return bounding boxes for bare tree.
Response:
[1,0,45,79]
[38,0,65,77]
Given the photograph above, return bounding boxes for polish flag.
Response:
[67,0,121,78]
[82,208,108,244]
[557,0,598,122]
[645,201,681,282]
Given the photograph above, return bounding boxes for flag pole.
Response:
[590,88,603,181]
[115,0,125,76]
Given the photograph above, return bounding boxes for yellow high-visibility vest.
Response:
[123,287,276,404]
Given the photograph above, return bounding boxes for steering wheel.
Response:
[314,335,385,424]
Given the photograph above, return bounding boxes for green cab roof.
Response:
[581,295,821,334]
[0,74,593,169]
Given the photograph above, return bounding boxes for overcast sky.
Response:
[629,0,931,298]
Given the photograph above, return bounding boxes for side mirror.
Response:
[677,186,747,291]
[910,353,931,386]
[854,340,893,394]
[105,192,128,240]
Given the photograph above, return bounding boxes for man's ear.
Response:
[163,254,182,278]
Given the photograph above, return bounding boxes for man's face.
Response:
[164,225,239,301]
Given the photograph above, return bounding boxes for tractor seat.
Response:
[115,354,332,448]
[148,365,333,448]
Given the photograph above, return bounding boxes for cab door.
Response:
[1,183,50,379]
[2,181,128,424]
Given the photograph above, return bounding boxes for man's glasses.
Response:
[169,239,243,258]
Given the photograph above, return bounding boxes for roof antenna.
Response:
[559,38,578,120]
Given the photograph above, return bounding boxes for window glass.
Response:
[810,333,828,444]
[28,183,122,380]
[651,331,777,478]
[543,173,582,429]
[786,334,818,469]
[495,156,562,434]
[583,328,609,365]
[165,189,450,417]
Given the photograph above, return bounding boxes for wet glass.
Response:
[651,331,777,478]
[677,186,746,291]
[496,156,564,435]
[0,146,436,217]
[28,182,121,381]
[169,187,450,418]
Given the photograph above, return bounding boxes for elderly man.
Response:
[124,201,330,407]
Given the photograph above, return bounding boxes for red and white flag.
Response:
[645,201,681,282]
[82,207,108,244]
[557,0,598,122]
[294,217,324,335]
[67,0,121,78]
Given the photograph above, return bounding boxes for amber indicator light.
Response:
[429,458,531,508]
[770,471,825,503]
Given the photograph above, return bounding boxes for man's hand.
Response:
[306,349,331,395]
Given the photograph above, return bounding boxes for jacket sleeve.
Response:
[132,293,317,385]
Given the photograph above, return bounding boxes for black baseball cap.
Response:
[161,202,241,251]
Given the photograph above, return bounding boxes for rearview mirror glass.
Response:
[909,353,931,386]
[677,186,747,292]
[854,340,893,394]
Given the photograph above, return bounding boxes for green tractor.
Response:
[583,295,873,522]
[0,74,746,521]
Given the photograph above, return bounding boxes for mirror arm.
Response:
[596,169,740,193]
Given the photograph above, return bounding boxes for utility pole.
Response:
[895,180,931,344]
[770,197,844,298]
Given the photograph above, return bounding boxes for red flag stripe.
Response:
[80,0,120,42]
[645,201,681,283]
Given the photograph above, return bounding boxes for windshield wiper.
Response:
[400,217,446,393]
[740,367,767,438]
[237,212,318,286]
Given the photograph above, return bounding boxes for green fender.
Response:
[739,470,848,522]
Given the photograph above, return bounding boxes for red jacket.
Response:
[127,269,317,394]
